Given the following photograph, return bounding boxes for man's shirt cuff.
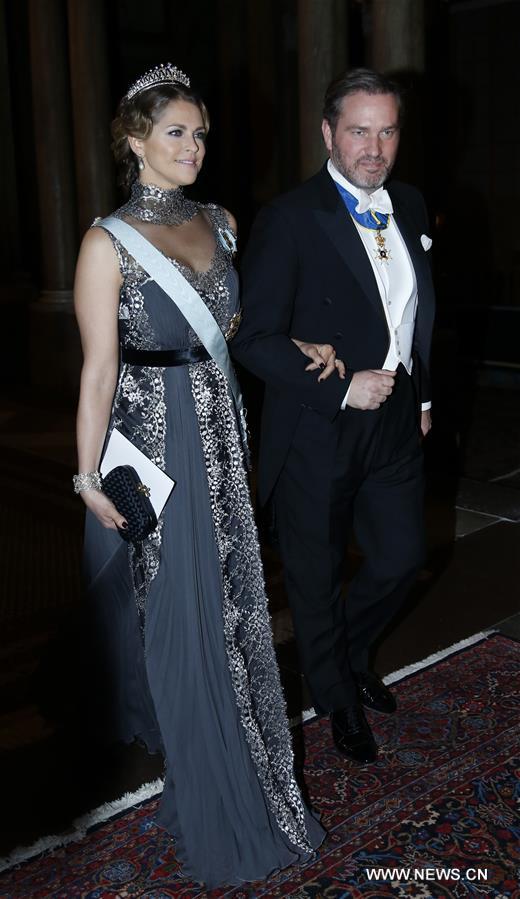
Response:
[341,384,352,410]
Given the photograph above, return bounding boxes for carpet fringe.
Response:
[0,629,498,876]
[288,707,319,727]
[0,777,163,874]
[383,628,497,685]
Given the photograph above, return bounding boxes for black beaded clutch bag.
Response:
[102,465,157,542]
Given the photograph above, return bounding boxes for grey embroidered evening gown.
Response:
[82,198,324,888]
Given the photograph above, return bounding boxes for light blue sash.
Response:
[99,216,246,432]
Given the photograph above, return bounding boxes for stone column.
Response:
[369,0,426,188]
[68,0,115,236]
[29,0,80,394]
[298,0,348,180]
[216,0,250,217]
[0,0,35,388]
[0,0,21,278]
[246,0,280,206]
[29,0,77,302]
[370,0,425,73]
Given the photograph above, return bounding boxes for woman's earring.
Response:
[138,156,145,171]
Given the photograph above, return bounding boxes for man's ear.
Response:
[321,119,333,154]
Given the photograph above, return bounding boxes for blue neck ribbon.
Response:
[334,182,389,230]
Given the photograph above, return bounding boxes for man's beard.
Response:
[331,141,392,192]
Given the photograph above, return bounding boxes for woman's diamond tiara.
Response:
[125,64,191,101]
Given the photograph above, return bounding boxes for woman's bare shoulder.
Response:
[77,222,120,269]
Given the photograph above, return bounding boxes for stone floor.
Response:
[0,377,519,856]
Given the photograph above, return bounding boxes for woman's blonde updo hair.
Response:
[111,83,210,190]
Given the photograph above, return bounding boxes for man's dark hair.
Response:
[323,68,403,131]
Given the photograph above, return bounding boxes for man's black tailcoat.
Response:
[233,165,435,506]
[232,165,435,712]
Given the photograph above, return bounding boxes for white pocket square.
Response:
[420,234,432,251]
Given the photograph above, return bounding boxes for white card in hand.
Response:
[100,428,176,517]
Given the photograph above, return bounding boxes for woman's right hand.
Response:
[81,488,128,532]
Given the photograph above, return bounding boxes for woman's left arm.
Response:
[228,204,344,385]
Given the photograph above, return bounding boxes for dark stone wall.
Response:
[2,0,519,392]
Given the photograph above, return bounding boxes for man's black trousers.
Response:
[273,365,425,713]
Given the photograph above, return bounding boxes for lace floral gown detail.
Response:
[83,198,323,888]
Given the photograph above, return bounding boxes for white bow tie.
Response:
[355,186,393,216]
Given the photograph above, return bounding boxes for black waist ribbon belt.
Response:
[121,345,211,367]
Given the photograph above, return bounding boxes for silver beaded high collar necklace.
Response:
[121,181,199,226]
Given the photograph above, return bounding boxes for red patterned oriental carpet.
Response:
[1,633,519,898]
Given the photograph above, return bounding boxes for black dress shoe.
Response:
[355,671,397,714]
[331,704,378,764]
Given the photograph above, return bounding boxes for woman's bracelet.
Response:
[72,471,103,494]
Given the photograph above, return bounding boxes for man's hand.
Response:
[420,409,432,437]
[346,369,396,410]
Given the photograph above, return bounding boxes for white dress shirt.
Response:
[327,161,431,412]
